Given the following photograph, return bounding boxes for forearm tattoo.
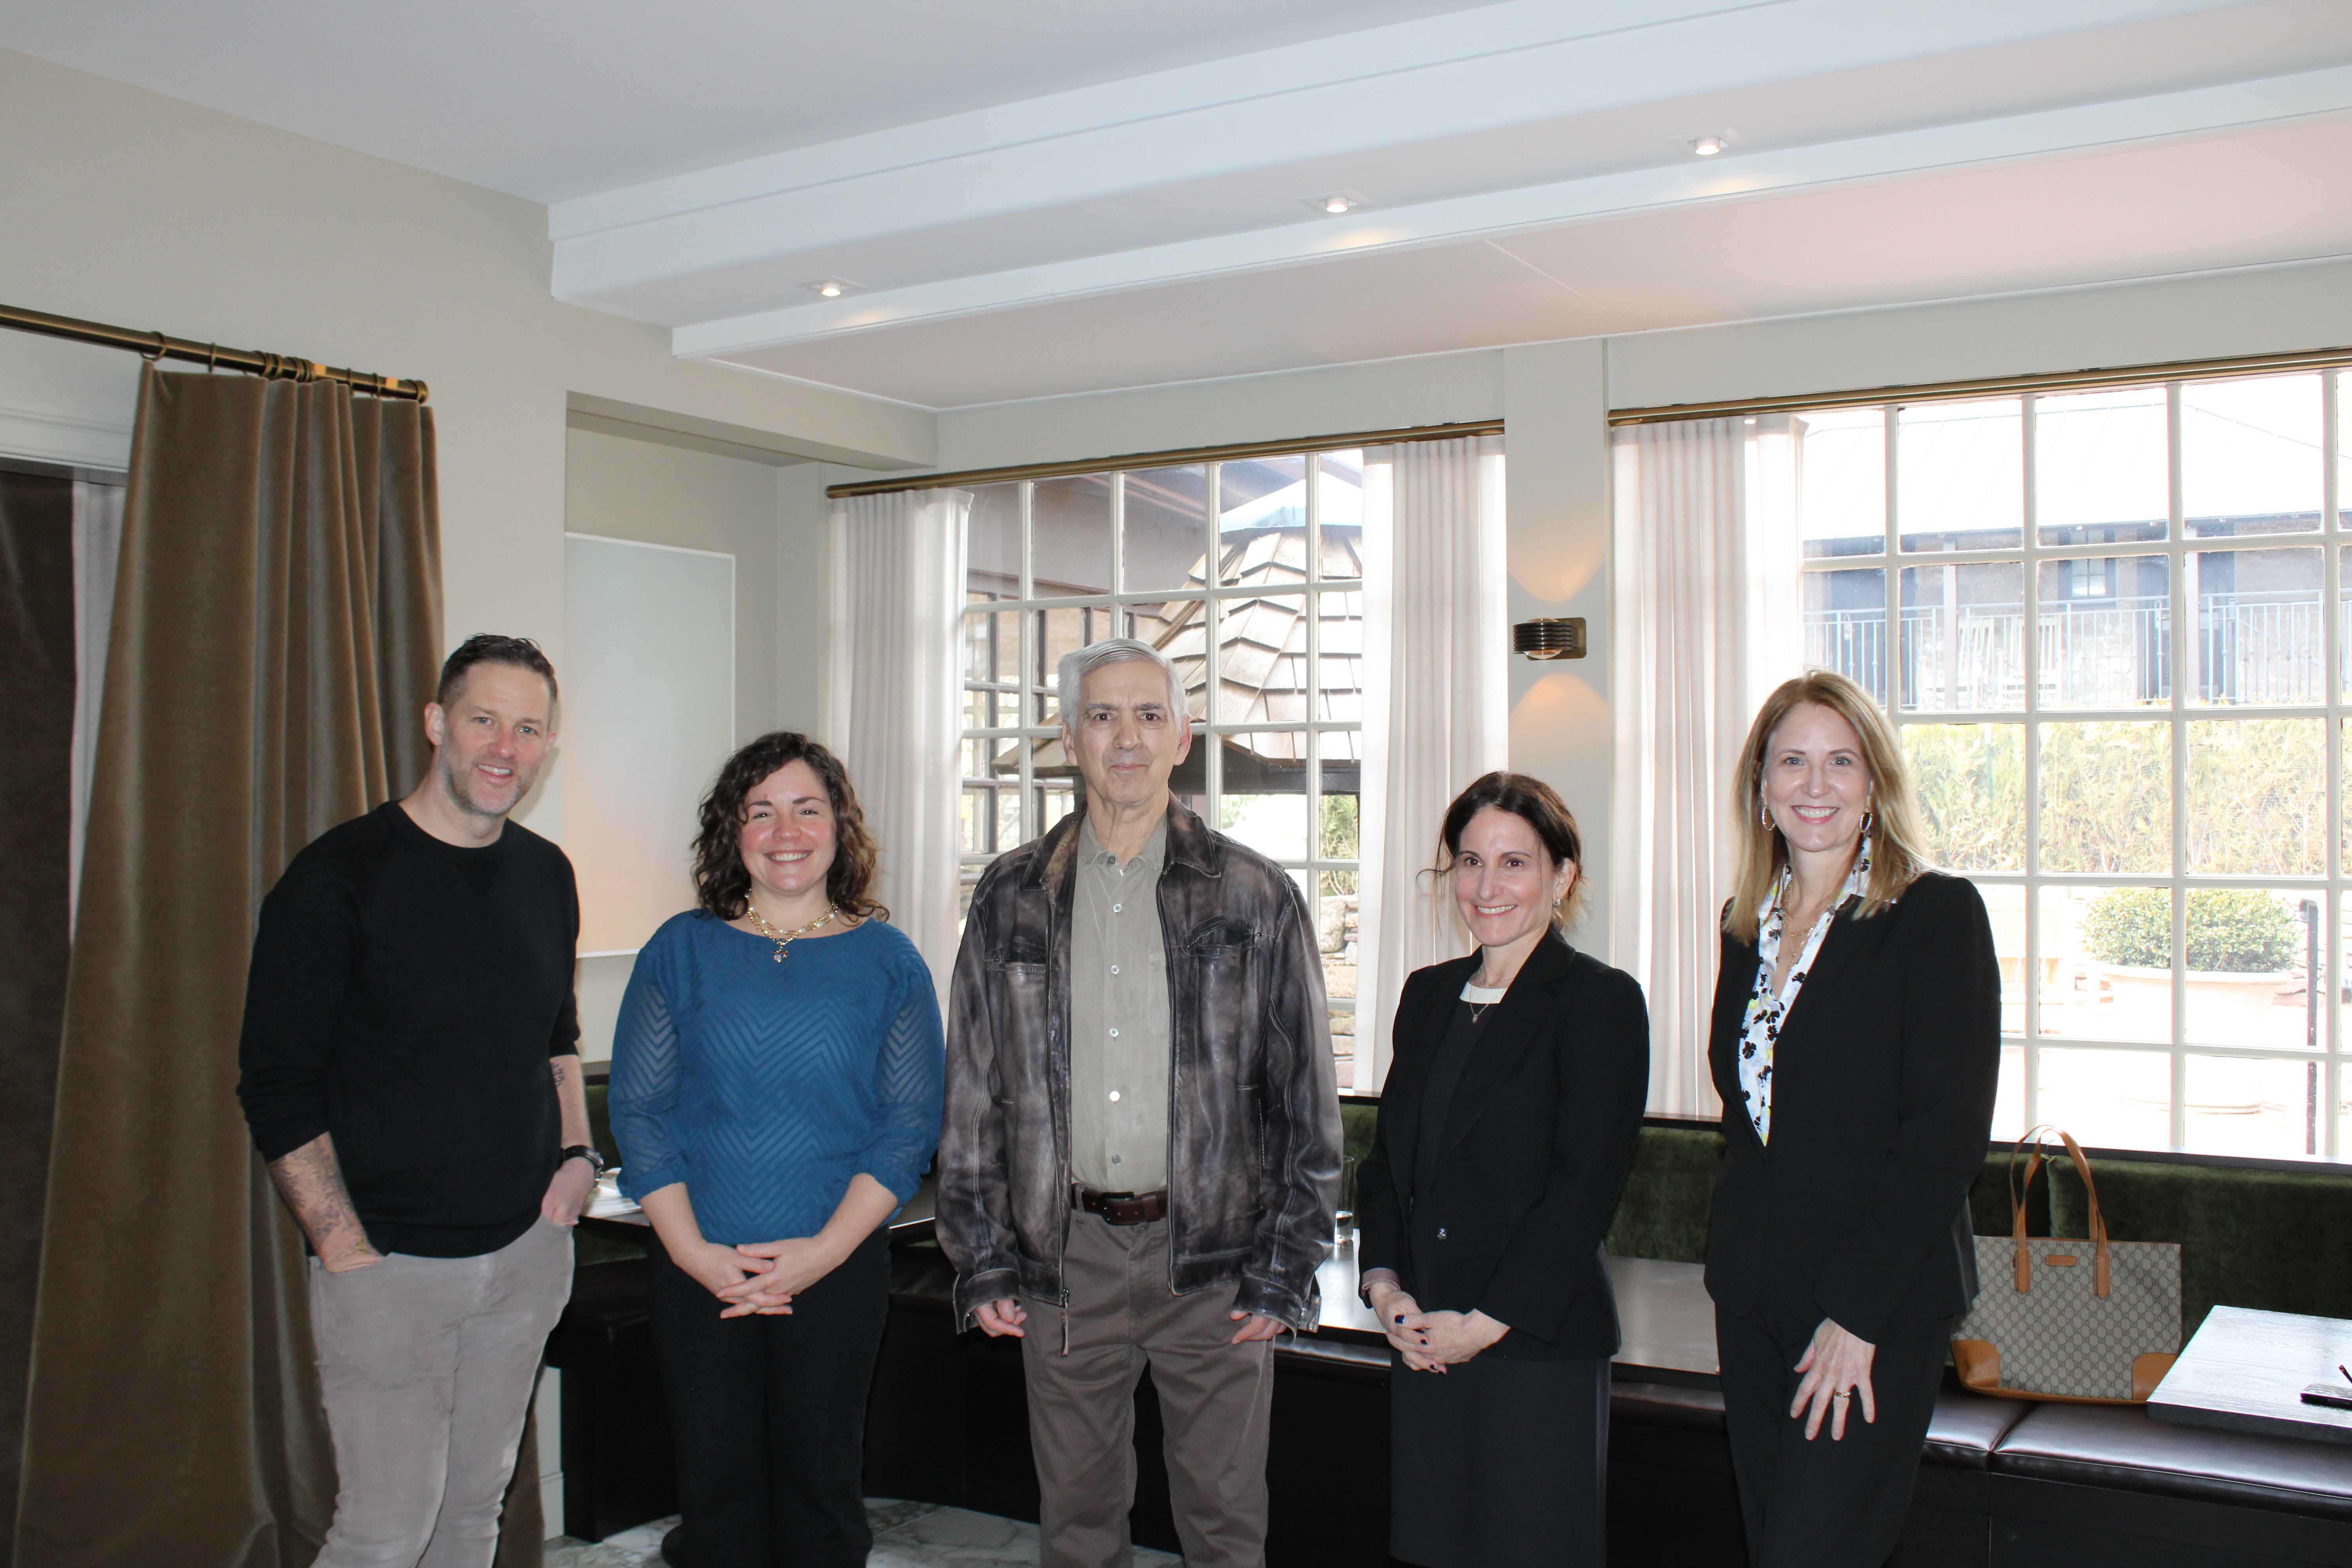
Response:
[265,1134,374,1259]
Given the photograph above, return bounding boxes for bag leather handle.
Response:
[2007,1125,2111,1298]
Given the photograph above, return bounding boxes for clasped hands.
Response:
[1363,1283,1508,1372]
[681,1235,846,1318]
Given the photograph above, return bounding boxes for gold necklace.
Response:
[744,901,838,962]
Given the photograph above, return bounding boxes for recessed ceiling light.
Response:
[1300,191,1369,217]
[802,278,860,299]
[1689,134,1726,157]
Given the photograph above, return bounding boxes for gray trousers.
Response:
[309,1216,573,1568]
[1019,1212,1274,1568]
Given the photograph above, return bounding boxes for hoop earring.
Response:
[1861,808,1875,837]
[1759,803,1773,830]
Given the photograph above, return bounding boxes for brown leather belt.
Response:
[1072,1186,1168,1225]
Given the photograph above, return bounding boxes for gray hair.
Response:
[1057,638,1185,729]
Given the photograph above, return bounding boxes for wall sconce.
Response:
[1513,617,1586,659]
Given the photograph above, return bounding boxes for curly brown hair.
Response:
[691,732,887,923]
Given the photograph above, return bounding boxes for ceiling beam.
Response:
[672,63,2352,361]
[554,0,2232,320]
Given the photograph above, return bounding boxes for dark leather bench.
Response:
[557,1090,2352,1562]
[543,1257,676,1543]
[1981,1403,2352,1568]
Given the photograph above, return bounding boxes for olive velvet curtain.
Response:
[0,468,78,1568]
[8,366,511,1564]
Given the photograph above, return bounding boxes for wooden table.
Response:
[2149,1305,2352,1446]
[1313,1230,1719,1383]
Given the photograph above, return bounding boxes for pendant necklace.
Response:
[744,902,838,962]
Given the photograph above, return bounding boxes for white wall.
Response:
[1607,256,2352,412]
[909,255,2352,973]
[565,426,784,744]
[0,45,930,842]
[563,426,837,1063]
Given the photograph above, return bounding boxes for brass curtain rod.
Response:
[0,302,428,403]
[824,418,1503,498]
[1607,343,2352,427]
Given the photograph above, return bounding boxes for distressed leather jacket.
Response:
[938,798,1341,1330]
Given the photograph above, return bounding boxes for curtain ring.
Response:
[140,330,168,363]
[206,342,220,373]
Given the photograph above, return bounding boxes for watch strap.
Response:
[560,1143,606,1176]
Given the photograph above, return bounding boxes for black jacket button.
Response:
[1436,1227,1447,1240]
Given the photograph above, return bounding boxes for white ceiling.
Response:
[11,0,2352,410]
[0,0,1499,201]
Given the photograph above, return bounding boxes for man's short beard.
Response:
[439,751,517,820]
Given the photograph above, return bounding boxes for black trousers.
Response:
[1388,1353,1610,1568]
[1715,1303,1953,1568]
[648,1227,889,1568]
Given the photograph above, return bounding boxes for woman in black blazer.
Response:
[1706,670,2000,1568]
[1356,772,1649,1568]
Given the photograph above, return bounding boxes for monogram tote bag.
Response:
[1951,1126,2182,1403]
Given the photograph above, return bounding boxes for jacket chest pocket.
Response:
[1182,920,1263,1074]
[995,959,1051,1099]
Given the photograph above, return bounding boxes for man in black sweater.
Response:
[238,635,596,1568]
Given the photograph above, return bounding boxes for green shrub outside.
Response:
[1902,717,2325,878]
[2082,886,2304,973]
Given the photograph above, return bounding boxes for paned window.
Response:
[959,454,1371,1087]
[1794,372,2347,1158]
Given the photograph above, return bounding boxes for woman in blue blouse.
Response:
[610,731,944,1568]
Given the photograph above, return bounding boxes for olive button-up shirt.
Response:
[1067,814,1172,1193]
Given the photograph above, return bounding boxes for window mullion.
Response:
[1203,464,1223,817]
[2022,393,2042,1129]
[2167,381,2189,1153]
[2327,370,2344,1155]
[1018,480,1037,842]
[1109,471,1125,601]
[1883,407,1899,704]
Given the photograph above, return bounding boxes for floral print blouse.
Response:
[1737,836,1873,1145]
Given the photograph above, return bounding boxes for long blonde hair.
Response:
[1724,670,1929,943]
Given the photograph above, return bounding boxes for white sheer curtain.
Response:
[829,487,971,998]
[1608,417,1800,1117]
[1359,434,1509,1089]
[69,476,124,932]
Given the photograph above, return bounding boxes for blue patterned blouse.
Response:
[609,911,945,1247]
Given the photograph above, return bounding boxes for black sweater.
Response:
[237,802,581,1257]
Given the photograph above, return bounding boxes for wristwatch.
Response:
[560,1143,607,1176]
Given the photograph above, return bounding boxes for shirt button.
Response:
[1110,965,1120,975]
[1111,1154,1123,1165]
[1108,1091,1122,1102]
[1108,1027,1120,1038]
[1111,903,1122,913]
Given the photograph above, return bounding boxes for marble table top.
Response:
[2150,1306,2352,1446]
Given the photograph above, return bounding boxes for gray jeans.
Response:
[309,1216,573,1568]
[1019,1212,1273,1568]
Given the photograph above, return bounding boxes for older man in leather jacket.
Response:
[938,636,1340,1568]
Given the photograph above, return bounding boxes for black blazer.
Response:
[1703,870,2001,1344]
[1356,934,1649,1361]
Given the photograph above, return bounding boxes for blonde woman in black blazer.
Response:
[1706,670,2000,1568]
[1357,773,1649,1568]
